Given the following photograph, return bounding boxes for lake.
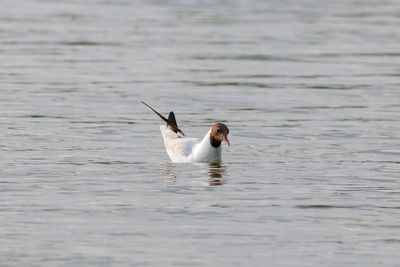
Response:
[1,0,400,266]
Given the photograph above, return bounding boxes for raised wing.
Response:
[141,101,184,135]
[168,112,178,128]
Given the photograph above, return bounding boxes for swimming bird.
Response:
[142,102,230,163]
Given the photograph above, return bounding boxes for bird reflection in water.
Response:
[208,163,228,186]
[164,163,178,185]
[163,163,228,186]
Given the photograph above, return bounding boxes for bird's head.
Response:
[210,123,230,147]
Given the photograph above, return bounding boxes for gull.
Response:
[142,102,230,163]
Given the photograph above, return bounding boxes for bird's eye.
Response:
[216,128,221,133]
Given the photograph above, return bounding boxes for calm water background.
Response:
[1,0,400,266]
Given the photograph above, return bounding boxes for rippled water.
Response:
[1,0,400,266]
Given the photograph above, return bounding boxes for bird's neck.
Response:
[192,129,222,163]
[198,129,222,152]
[210,135,221,148]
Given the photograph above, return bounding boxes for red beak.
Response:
[223,136,230,147]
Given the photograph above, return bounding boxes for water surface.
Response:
[1,0,400,266]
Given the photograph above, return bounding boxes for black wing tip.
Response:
[168,111,178,127]
[141,101,184,136]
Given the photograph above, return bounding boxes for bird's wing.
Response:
[142,101,184,135]
[160,126,198,161]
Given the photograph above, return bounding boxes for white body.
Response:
[160,125,222,163]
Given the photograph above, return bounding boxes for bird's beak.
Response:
[223,136,230,147]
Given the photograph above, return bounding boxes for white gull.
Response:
[142,102,230,163]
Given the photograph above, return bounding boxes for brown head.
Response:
[210,123,230,148]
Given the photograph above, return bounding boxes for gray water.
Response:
[1,0,400,266]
